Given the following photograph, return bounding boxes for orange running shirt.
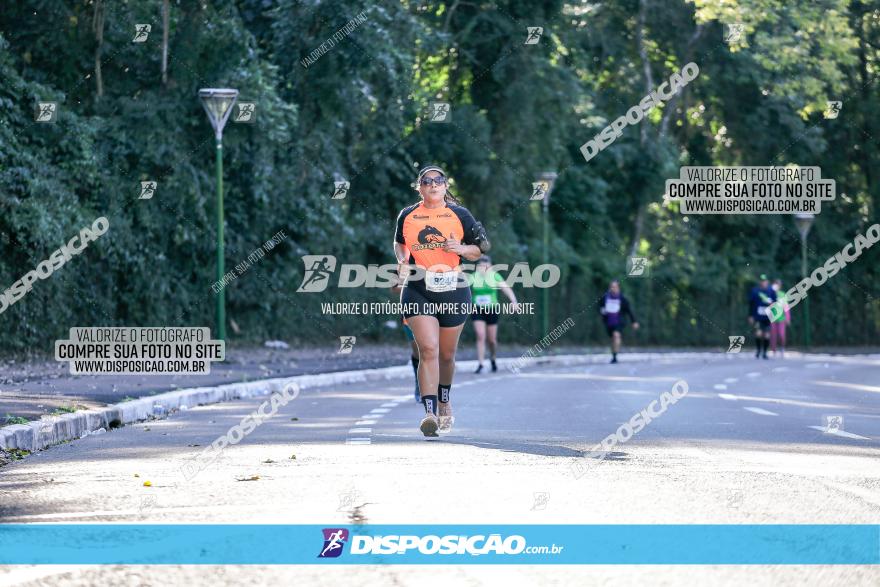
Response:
[395,202,479,273]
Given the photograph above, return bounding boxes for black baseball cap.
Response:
[417,165,446,182]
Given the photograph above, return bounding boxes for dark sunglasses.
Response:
[419,176,447,187]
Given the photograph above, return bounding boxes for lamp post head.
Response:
[535,171,558,208]
[199,88,239,140]
[793,213,815,241]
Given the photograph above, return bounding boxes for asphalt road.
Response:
[1,352,879,585]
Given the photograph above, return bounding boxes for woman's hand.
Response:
[397,262,410,284]
[443,233,468,255]
[444,233,482,260]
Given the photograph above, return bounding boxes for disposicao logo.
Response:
[318,528,349,558]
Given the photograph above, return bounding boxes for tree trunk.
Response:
[628,11,704,258]
[628,0,652,258]
[93,0,104,100]
[162,0,170,86]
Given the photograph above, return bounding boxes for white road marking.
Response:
[717,393,848,410]
[814,380,880,394]
[714,384,727,390]
[361,414,382,420]
[515,373,679,382]
[611,389,654,396]
[355,420,376,426]
[346,438,371,445]
[807,426,871,440]
[381,402,398,408]
[724,377,738,383]
[771,367,789,372]
[745,372,760,378]
[348,428,371,434]
[370,408,390,414]
[743,407,778,416]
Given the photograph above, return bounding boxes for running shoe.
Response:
[490,359,497,372]
[438,402,454,434]
[419,413,439,437]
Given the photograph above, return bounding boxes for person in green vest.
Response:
[769,278,791,357]
[470,255,519,373]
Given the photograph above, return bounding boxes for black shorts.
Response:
[471,305,500,325]
[605,324,624,337]
[754,317,771,333]
[401,281,471,328]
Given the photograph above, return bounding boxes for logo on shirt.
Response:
[411,225,447,251]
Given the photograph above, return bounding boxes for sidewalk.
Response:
[0,343,591,422]
[2,342,877,424]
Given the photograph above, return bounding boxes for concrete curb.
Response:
[2,350,877,452]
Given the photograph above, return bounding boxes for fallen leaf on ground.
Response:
[235,475,260,482]
[143,481,152,487]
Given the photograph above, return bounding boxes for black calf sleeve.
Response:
[422,395,438,415]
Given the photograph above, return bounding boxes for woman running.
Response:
[471,255,519,373]
[394,165,489,437]
[770,278,791,357]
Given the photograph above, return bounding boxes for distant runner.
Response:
[470,255,519,373]
[598,280,639,364]
[769,278,790,358]
[748,273,777,360]
[394,165,489,437]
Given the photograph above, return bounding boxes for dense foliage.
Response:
[0,0,877,352]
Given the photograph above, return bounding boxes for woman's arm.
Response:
[393,241,409,264]
[496,276,517,304]
[393,242,411,284]
[459,245,482,262]
[499,282,519,309]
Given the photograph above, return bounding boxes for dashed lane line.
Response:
[743,407,778,416]
[807,426,871,440]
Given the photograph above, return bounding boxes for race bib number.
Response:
[426,270,457,293]
[604,298,621,314]
[757,306,767,316]
[475,294,492,306]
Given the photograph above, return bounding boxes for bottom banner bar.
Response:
[1,525,877,565]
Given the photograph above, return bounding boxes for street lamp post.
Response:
[793,213,815,349]
[199,88,239,342]
[535,172,558,336]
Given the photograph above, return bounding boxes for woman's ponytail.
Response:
[444,189,461,205]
